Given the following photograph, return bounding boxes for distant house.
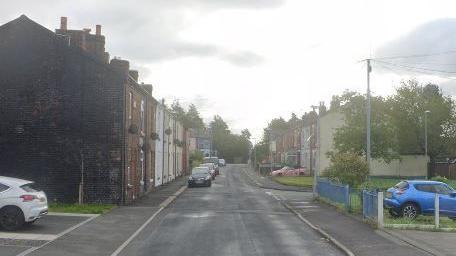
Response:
[0,15,187,204]
[317,110,428,178]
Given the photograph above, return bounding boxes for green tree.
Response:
[333,91,399,163]
[241,129,251,139]
[389,80,455,161]
[185,104,205,131]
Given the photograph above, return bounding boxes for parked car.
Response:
[218,159,226,167]
[0,176,48,230]
[271,166,293,176]
[188,167,212,188]
[271,166,307,176]
[200,163,216,179]
[203,157,220,174]
[384,180,456,219]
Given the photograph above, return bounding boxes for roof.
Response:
[405,180,444,185]
[0,176,33,186]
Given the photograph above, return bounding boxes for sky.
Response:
[3,0,456,142]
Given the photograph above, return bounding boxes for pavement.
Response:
[384,229,456,256]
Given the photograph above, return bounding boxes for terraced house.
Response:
[0,15,188,204]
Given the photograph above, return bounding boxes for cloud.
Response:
[220,51,264,67]
[0,0,283,67]
[375,19,456,76]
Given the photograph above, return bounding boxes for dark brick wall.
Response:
[0,16,124,204]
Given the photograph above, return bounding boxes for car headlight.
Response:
[188,176,193,180]
[206,176,211,180]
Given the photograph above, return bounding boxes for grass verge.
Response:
[272,176,313,187]
[49,203,115,214]
[385,212,456,229]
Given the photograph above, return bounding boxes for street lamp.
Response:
[424,110,431,162]
[266,128,273,174]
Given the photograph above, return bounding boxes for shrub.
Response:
[431,175,448,183]
[326,152,369,187]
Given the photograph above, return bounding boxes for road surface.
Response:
[118,164,342,256]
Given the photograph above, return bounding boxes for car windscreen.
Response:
[192,168,209,175]
[20,183,39,192]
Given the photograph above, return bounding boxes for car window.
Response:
[394,181,409,189]
[20,183,39,192]
[414,184,434,193]
[0,183,10,192]
[192,168,209,175]
[433,184,453,195]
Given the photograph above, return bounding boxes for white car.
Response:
[0,176,48,230]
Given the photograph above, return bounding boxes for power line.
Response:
[373,59,456,75]
[373,49,456,60]
[373,60,456,81]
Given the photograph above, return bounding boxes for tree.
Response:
[388,80,455,161]
[241,129,251,139]
[171,100,187,125]
[185,104,205,131]
[332,91,399,163]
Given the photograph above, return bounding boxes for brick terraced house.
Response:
[0,15,188,204]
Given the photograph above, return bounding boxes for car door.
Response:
[413,184,436,214]
[434,184,456,217]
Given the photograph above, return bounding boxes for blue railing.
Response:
[316,178,350,210]
[362,190,378,220]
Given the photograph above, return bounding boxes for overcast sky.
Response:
[3,0,456,141]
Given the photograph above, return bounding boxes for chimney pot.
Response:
[60,17,67,30]
[96,25,101,36]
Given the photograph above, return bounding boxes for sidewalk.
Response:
[385,229,456,256]
[25,176,187,256]
[293,201,430,256]
[243,166,311,192]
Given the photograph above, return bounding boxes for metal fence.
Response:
[316,178,350,210]
[362,190,378,221]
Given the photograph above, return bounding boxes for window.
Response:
[0,183,9,192]
[433,184,453,195]
[414,184,434,193]
[128,92,132,120]
[21,183,39,192]
[140,100,145,132]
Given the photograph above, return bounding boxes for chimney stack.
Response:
[60,17,67,30]
[96,25,101,36]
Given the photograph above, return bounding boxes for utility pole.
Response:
[424,110,431,164]
[366,59,372,174]
[310,105,318,198]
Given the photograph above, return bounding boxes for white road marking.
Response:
[47,212,100,217]
[0,232,57,241]
[293,205,319,209]
[18,214,99,256]
[110,185,187,256]
[289,201,311,204]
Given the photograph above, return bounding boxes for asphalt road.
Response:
[119,164,342,256]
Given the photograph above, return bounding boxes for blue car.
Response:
[384,180,456,219]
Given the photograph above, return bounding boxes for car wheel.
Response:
[401,203,419,219]
[208,181,212,187]
[388,209,400,218]
[187,184,192,188]
[0,206,25,231]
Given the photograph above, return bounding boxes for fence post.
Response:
[345,184,350,211]
[435,193,440,229]
[377,192,384,228]
[362,190,366,218]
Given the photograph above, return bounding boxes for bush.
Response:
[190,151,204,169]
[431,175,448,183]
[326,152,369,187]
